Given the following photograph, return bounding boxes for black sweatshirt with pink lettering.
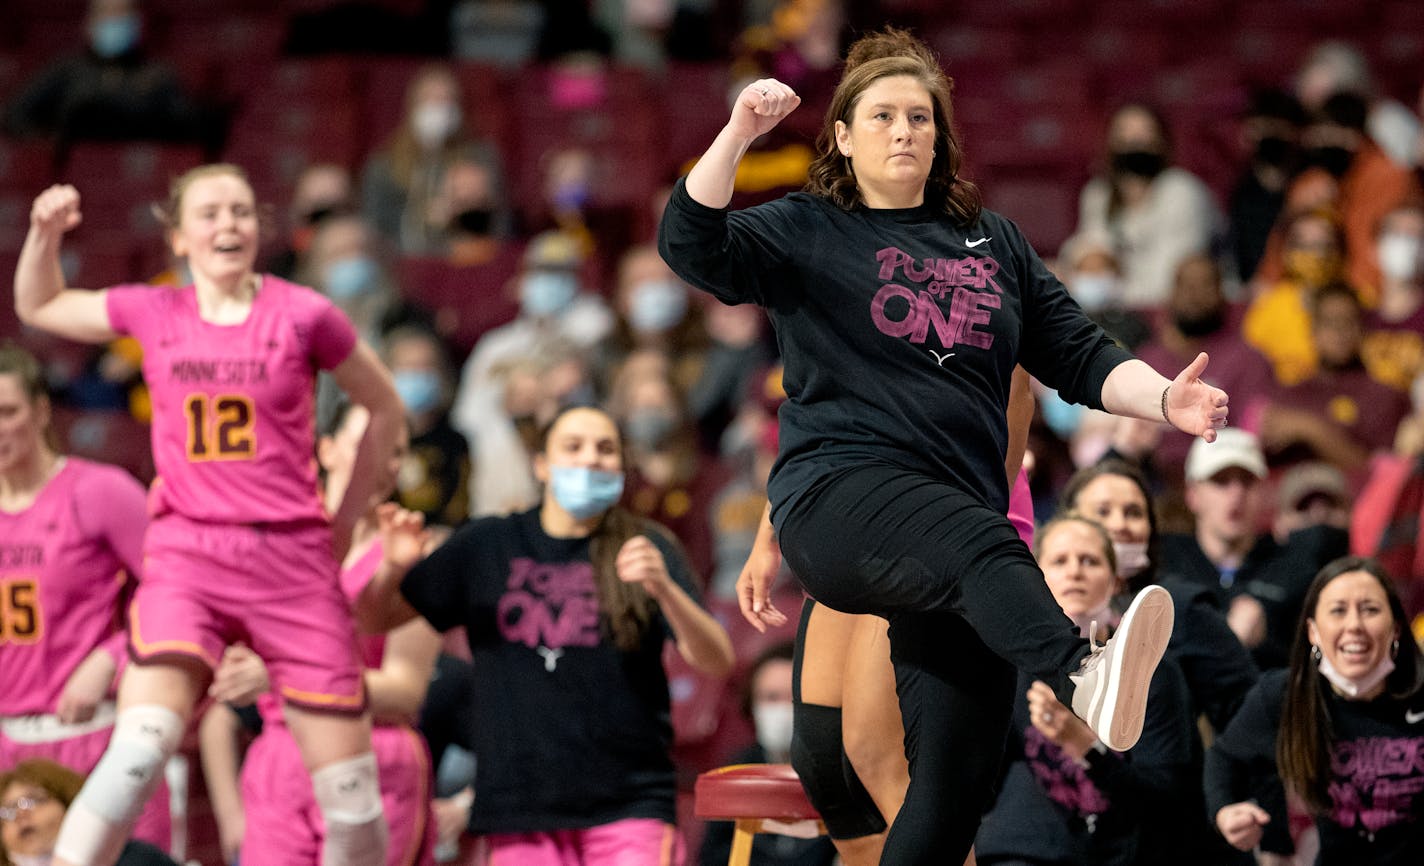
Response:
[1205,668,1424,865]
[659,178,1134,522]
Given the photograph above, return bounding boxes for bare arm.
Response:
[617,536,735,678]
[327,341,404,555]
[352,504,427,634]
[684,79,801,209]
[1005,365,1034,482]
[198,703,248,865]
[363,615,442,722]
[1100,353,1228,442]
[14,184,117,342]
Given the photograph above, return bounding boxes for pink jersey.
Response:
[0,459,147,716]
[105,277,357,525]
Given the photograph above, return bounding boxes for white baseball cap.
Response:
[1184,428,1267,483]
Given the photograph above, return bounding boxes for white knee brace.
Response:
[53,705,184,866]
[312,752,388,866]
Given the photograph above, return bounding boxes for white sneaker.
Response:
[1069,584,1174,751]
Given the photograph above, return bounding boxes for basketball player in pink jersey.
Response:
[212,401,441,866]
[13,165,405,866]
[0,344,171,852]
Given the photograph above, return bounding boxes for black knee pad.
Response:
[791,701,888,840]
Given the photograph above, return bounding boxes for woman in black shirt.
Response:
[658,27,1228,862]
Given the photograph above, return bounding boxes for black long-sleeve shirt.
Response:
[975,658,1197,865]
[659,180,1134,521]
[1205,668,1424,865]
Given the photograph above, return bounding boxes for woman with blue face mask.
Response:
[354,404,735,866]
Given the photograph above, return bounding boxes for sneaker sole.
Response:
[1094,585,1174,751]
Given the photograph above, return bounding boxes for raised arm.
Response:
[1100,352,1228,442]
[684,79,801,209]
[352,504,427,635]
[14,185,117,342]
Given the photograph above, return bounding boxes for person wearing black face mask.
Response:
[1283,91,1423,302]
[1136,255,1276,485]
[1070,102,1220,308]
[1228,90,1307,283]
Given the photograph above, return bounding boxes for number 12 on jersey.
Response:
[185,393,257,461]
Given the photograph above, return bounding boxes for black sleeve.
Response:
[400,522,482,634]
[1203,673,1294,855]
[1006,217,1135,410]
[657,177,804,307]
[1081,657,1195,810]
[1175,597,1261,732]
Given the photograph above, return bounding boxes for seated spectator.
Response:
[698,641,838,866]
[451,229,613,457]
[264,163,357,280]
[1056,231,1151,349]
[1068,102,1220,308]
[465,349,595,518]
[611,366,729,586]
[1134,254,1275,485]
[1159,430,1349,670]
[1273,462,1351,545]
[362,64,504,255]
[2,0,219,150]
[1259,283,1410,476]
[0,759,177,866]
[385,325,472,528]
[1228,89,1308,284]
[1361,202,1424,391]
[425,155,513,266]
[597,244,708,397]
[297,213,431,347]
[1243,207,1349,386]
[975,515,1196,866]
[1205,557,1424,866]
[1263,91,1423,302]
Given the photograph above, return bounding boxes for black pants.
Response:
[778,463,1090,864]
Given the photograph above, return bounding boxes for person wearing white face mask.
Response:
[1206,557,1424,866]
[1361,203,1424,393]
[698,641,838,866]
[975,515,1197,866]
[384,326,471,528]
[1059,459,1260,866]
[361,64,505,255]
[354,405,734,865]
[3,0,213,145]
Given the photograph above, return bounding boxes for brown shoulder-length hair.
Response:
[1058,458,1160,592]
[1278,556,1424,813]
[538,404,683,652]
[804,27,982,228]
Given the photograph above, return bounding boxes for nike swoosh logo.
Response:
[1408,709,1424,724]
[929,350,956,366]
[966,237,991,248]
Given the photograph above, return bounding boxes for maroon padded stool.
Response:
[694,763,826,866]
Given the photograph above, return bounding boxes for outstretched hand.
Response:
[1165,352,1229,442]
[30,184,83,238]
[727,78,802,141]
